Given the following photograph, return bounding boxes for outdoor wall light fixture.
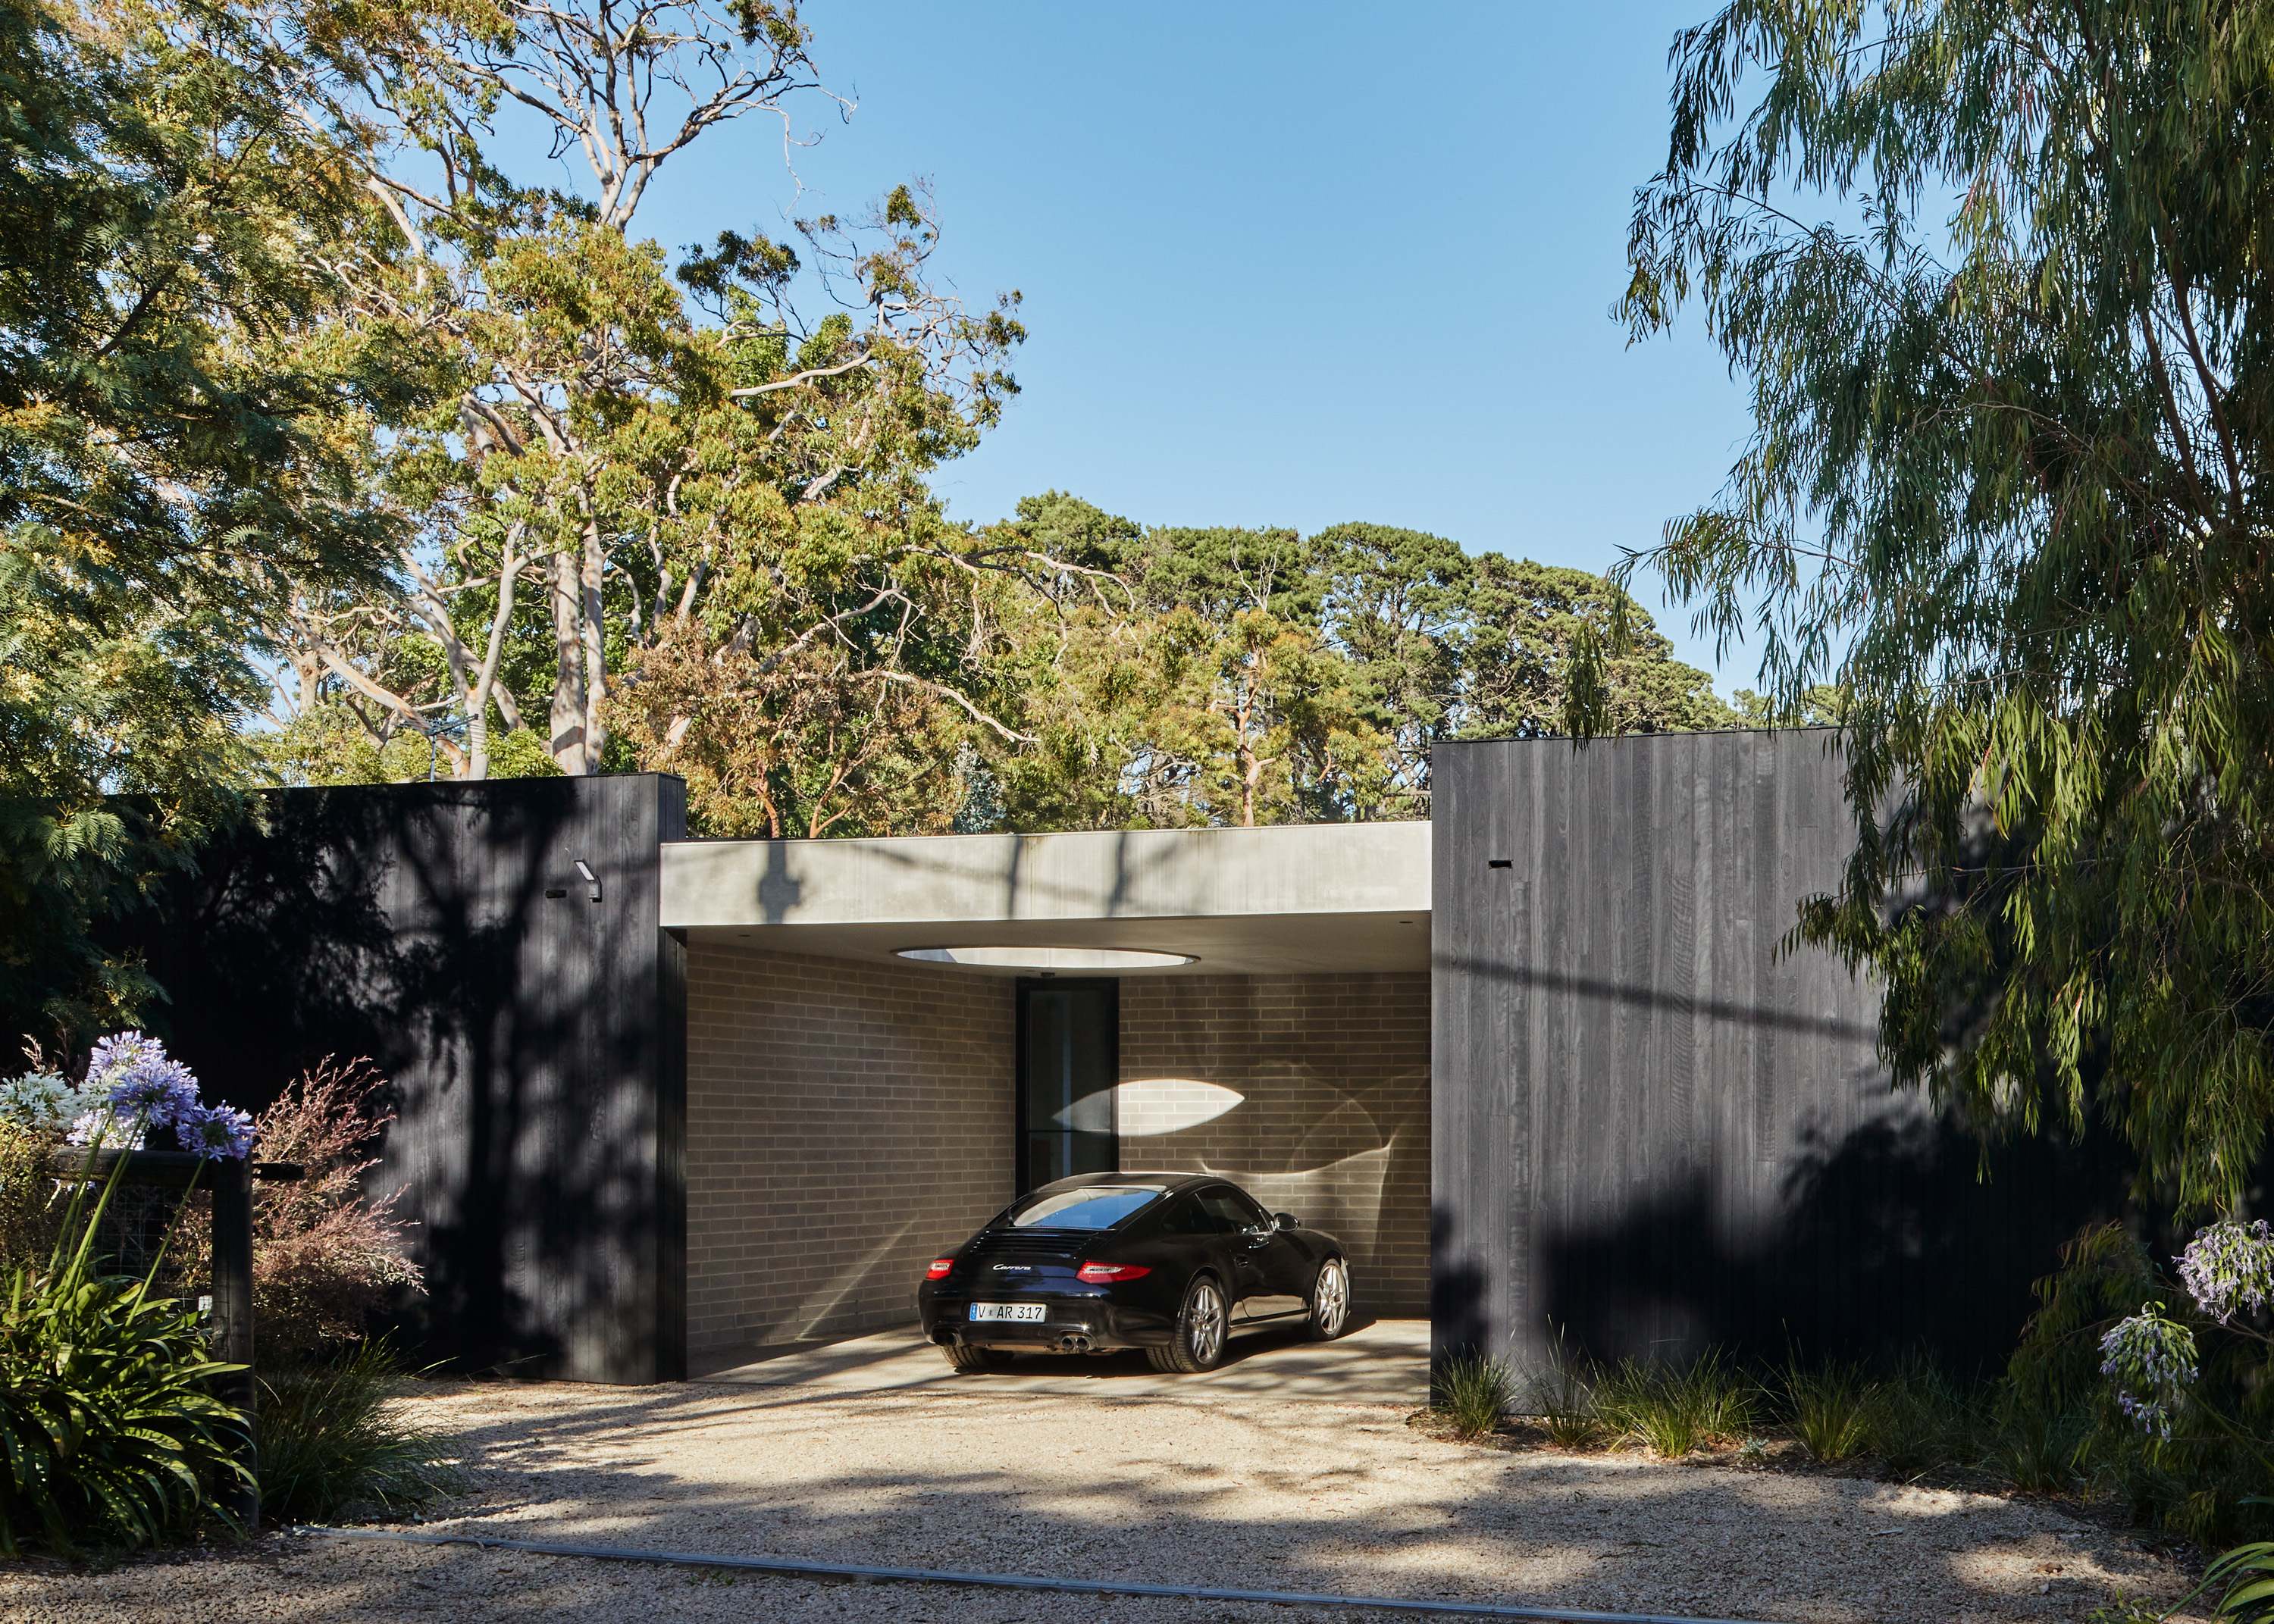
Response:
[895,946,1197,971]
[575,860,600,903]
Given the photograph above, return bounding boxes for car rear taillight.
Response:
[1076,1263,1151,1284]
[926,1257,955,1280]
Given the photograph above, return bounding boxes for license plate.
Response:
[969,1302,1047,1323]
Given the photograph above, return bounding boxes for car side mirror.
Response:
[1274,1212,1299,1230]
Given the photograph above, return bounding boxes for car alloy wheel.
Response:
[1149,1276,1228,1373]
[1308,1257,1351,1341]
[1188,1279,1226,1366]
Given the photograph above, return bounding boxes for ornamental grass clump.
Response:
[1865,1356,1987,1479]
[255,1338,462,1522]
[1432,1351,1518,1439]
[1596,1350,1756,1458]
[1524,1328,1605,1449]
[1783,1360,1872,1464]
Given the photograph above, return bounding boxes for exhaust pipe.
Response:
[1051,1333,1093,1354]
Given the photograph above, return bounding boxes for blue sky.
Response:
[543,2,1765,689]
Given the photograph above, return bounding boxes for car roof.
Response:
[1022,1172,1214,1197]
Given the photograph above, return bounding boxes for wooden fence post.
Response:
[210,1154,258,1532]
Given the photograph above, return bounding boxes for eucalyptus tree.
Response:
[276,0,1027,795]
[1,0,413,1044]
[1589,0,2274,1210]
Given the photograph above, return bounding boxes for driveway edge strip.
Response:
[302,1525,1766,1624]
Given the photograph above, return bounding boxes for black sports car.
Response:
[916,1172,1352,1372]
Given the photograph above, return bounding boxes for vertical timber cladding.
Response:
[136,775,688,1385]
[1433,731,1896,1368]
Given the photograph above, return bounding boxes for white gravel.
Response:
[0,1375,2208,1623]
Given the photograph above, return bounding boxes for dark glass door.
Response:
[1016,978,1118,1193]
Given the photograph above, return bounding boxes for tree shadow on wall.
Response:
[110,783,604,1378]
[119,790,430,1112]
[1533,1107,2134,1374]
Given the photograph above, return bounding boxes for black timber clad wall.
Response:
[127,774,688,1384]
[1431,732,2127,1372]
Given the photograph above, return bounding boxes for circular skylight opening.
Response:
[896,946,1198,971]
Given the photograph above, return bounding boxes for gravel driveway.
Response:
[0,1331,2210,1624]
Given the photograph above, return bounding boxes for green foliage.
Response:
[1461,554,1734,740]
[1524,1331,1607,1449]
[988,496,1737,833]
[2207,1537,2274,1624]
[1596,1351,1756,1458]
[0,0,416,1047]
[1783,1360,1872,1463]
[1732,686,1846,728]
[255,1340,462,1522]
[1865,1356,1990,1478]
[1596,0,2274,1213]
[0,1161,246,1556]
[1431,1351,1518,1439]
[483,729,566,781]
[265,711,561,787]
[0,1123,55,1279]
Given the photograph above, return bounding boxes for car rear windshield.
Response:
[1007,1186,1164,1230]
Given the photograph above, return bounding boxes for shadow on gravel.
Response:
[377,1380,2191,1624]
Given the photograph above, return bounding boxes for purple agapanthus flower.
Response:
[177,1103,255,1160]
[2100,1303,2200,1440]
[77,1031,204,1145]
[2176,1219,2274,1326]
[107,1057,200,1133]
[86,1030,161,1082]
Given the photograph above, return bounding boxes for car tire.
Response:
[940,1343,1017,1373]
[1146,1275,1229,1373]
[1306,1256,1352,1341]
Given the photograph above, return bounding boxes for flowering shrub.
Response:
[0,1039,254,1554]
[0,1036,254,1281]
[74,1032,253,1159]
[2178,1221,2274,1328]
[2100,1303,2202,1441]
[2007,1218,2274,1549]
[2094,1222,2274,1446]
[168,1057,420,1356]
[0,1069,107,1137]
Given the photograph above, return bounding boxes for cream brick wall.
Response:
[1117,974,1430,1316]
[685,944,1014,1355]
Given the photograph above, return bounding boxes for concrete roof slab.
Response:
[662,821,1433,975]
